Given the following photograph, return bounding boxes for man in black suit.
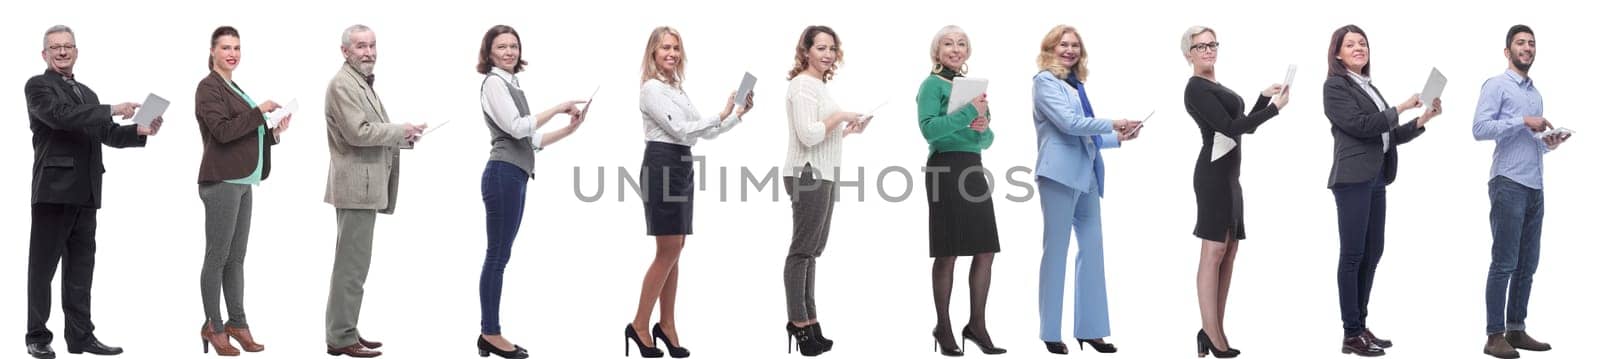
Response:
[24,25,162,359]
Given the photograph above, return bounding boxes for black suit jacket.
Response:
[1322,74,1425,188]
[26,69,146,209]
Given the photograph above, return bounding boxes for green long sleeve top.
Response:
[916,73,993,156]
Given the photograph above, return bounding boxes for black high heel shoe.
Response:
[960,325,1007,354]
[651,323,690,358]
[811,322,835,352]
[476,336,529,359]
[933,328,964,357]
[1197,329,1240,358]
[787,322,826,356]
[624,324,664,358]
[1044,341,1069,355]
[1077,338,1118,353]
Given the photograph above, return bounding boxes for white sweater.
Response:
[785,74,844,181]
[638,78,740,146]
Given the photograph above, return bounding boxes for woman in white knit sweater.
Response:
[782,25,870,357]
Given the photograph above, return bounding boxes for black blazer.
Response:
[25,69,146,209]
[1322,74,1424,188]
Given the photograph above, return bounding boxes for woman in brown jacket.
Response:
[193,25,292,357]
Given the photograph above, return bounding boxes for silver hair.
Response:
[929,25,969,65]
[43,25,74,49]
[341,24,373,47]
[1180,25,1215,63]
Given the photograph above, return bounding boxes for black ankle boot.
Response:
[787,323,826,356]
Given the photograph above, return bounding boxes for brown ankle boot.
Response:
[201,323,241,356]
[225,326,266,352]
[1504,330,1551,351]
[1483,333,1520,359]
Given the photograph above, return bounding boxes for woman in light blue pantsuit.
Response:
[1031,25,1140,355]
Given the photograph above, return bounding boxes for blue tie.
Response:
[1068,73,1106,196]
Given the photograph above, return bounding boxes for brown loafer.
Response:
[1483,333,1520,359]
[224,326,265,352]
[327,343,382,358]
[1361,329,1393,349]
[1504,330,1550,351]
[358,337,383,349]
[1341,335,1386,357]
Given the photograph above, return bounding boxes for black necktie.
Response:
[365,74,375,87]
[62,76,84,101]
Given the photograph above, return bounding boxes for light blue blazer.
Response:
[1031,71,1119,197]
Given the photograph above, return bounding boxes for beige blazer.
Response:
[324,63,408,213]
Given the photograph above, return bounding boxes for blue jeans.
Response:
[1037,179,1110,342]
[1486,176,1542,334]
[1332,176,1385,337]
[480,160,528,335]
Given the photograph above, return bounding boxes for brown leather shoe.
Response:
[224,326,265,352]
[327,343,382,358]
[1361,329,1393,349]
[1483,333,1520,359]
[358,337,383,349]
[1504,331,1551,351]
[1341,335,1386,357]
[201,323,240,356]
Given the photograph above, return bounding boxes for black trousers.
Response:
[1332,177,1386,338]
[26,203,99,345]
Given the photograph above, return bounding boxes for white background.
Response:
[1,0,1593,358]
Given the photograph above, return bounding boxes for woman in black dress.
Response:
[1180,26,1289,358]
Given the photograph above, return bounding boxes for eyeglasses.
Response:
[1189,42,1220,52]
[48,44,76,52]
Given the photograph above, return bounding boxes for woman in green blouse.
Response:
[916,25,1004,357]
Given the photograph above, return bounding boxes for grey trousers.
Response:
[783,171,836,322]
[198,182,253,331]
[326,208,377,347]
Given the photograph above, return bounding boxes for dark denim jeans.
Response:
[480,160,528,335]
[1486,176,1543,334]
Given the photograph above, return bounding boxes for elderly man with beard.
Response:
[321,24,425,358]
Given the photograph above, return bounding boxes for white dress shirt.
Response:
[639,78,740,146]
[481,67,546,149]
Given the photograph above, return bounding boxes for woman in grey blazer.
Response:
[1321,24,1442,357]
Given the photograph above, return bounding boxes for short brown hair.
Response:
[786,25,843,82]
[477,25,525,74]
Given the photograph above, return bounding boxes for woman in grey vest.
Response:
[625,26,753,359]
[475,24,587,359]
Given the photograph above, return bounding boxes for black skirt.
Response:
[641,141,694,236]
[925,152,1001,257]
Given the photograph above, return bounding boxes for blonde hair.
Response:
[1180,26,1215,64]
[639,26,687,87]
[928,25,969,73]
[1036,25,1088,81]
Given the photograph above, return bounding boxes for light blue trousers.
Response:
[1038,179,1111,342]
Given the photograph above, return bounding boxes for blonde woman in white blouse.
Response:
[781,25,868,357]
[626,25,754,359]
